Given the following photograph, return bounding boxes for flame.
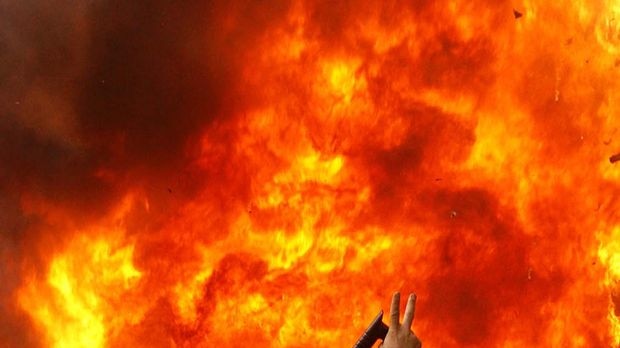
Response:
[18,233,143,348]
[7,0,620,347]
[599,226,620,344]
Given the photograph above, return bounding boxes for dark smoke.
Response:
[0,1,290,346]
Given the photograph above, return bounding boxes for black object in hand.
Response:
[352,310,389,348]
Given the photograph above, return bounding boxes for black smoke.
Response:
[0,1,290,346]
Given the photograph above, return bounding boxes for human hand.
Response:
[379,292,422,348]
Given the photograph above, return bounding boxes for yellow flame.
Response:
[173,265,214,324]
[278,152,344,185]
[323,60,362,104]
[598,226,620,345]
[19,234,142,348]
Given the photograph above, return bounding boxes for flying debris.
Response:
[513,9,523,19]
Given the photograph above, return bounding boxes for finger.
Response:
[414,334,422,348]
[402,293,417,329]
[390,291,401,329]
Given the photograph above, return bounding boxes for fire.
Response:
[325,60,362,104]
[18,233,142,348]
[599,226,620,343]
[4,0,620,347]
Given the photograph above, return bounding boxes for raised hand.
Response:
[379,292,422,348]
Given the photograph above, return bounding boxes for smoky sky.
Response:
[0,1,291,346]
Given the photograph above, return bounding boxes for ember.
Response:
[1,0,620,347]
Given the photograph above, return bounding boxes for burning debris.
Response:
[610,153,620,163]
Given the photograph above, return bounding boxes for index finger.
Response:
[402,293,417,330]
[390,292,401,330]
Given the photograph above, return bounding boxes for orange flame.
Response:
[10,0,620,347]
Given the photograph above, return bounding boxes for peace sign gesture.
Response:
[379,292,422,348]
